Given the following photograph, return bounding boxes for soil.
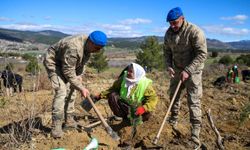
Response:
[0,66,249,150]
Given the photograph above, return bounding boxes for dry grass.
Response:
[37,72,51,90]
[0,90,52,149]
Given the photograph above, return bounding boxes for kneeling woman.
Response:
[95,63,159,125]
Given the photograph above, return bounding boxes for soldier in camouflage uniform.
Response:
[163,7,207,148]
[43,31,107,138]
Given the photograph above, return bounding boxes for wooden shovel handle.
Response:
[86,95,110,128]
[153,80,182,145]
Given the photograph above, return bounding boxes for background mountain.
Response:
[227,40,250,50]
[207,39,234,49]
[0,28,69,45]
[108,36,247,51]
[0,28,250,51]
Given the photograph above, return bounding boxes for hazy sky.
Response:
[0,0,250,42]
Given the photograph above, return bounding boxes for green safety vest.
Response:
[120,71,152,125]
[120,71,152,106]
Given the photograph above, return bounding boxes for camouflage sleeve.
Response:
[62,48,84,91]
[100,77,122,99]
[163,36,173,69]
[142,84,159,112]
[184,29,207,74]
[43,47,57,77]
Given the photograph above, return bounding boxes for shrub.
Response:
[135,36,164,71]
[25,59,40,75]
[22,53,36,61]
[213,59,218,63]
[235,54,250,66]
[88,49,109,73]
[211,51,219,58]
[218,55,234,65]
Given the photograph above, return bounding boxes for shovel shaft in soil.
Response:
[153,80,182,145]
[86,95,120,141]
[84,119,107,128]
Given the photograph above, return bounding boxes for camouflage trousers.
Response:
[49,73,77,121]
[168,70,202,128]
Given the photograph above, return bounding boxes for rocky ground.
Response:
[0,65,249,150]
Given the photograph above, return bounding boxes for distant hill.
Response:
[207,38,234,49]
[109,36,250,51]
[108,36,164,49]
[0,28,250,51]
[108,36,148,49]
[37,30,69,38]
[108,36,238,50]
[227,40,250,50]
[0,32,23,42]
[0,28,69,45]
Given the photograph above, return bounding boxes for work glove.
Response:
[135,106,145,116]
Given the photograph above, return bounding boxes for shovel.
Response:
[81,95,99,112]
[86,95,120,141]
[153,80,182,145]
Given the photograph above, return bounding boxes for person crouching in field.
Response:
[94,63,159,125]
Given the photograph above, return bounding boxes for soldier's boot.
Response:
[167,116,183,138]
[167,115,178,130]
[169,120,184,138]
[169,119,177,128]
[51,119,64,138]
[191,125,201,149]
[63,114,77,130]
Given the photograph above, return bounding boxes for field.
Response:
[0,52,250,150]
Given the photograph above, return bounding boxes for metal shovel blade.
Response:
[81,98,93,112]
[106,126,120,141]
[152,136,159,145]
[81,95,98,112]
[86,95,121,141]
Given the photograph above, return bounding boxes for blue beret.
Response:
[89,31,107,46]
[167,7,183,22]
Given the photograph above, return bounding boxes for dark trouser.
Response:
[107,92,151,121]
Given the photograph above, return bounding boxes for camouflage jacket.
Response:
[43,35,90,91]
[163,20,207,74]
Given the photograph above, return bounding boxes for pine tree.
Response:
[135,36,164,72]
[88,49,109,73]
[25,58,40,75]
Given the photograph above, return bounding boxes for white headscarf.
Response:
[125,63,146,97]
